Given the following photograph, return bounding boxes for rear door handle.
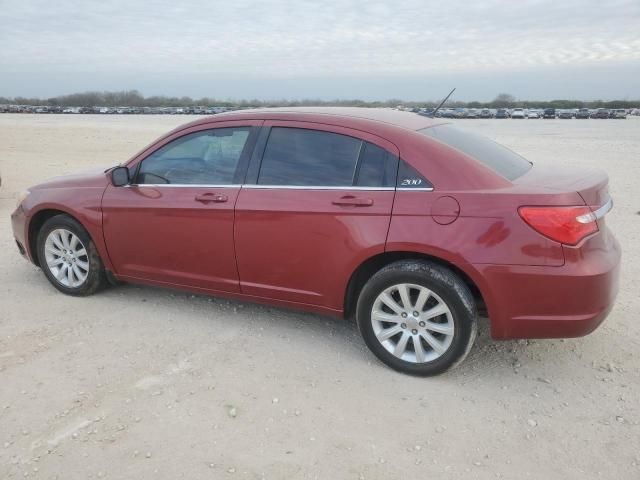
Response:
[195,193,228,203]
[332,195,374,207]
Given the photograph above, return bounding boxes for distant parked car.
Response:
[542,108,556,119]
[453,108,468,119]
[558,110,574,119]
[576,108,590,119]
[511,108,526,119]
[594,109,610,119]
[527,110,540,119]
[495,109,510,119]
[466,109,479,119]
[479,109,493,118]
[611,109,627,119]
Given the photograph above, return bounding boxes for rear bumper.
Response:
[477,233,621,339]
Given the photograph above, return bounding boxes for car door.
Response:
[102,121,261,292]
[234,121,399,311]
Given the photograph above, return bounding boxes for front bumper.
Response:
[11,204,32,262]
[477,233,621,339]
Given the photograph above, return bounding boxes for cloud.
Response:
[1,0,639,98]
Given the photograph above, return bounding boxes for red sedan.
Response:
[11,108,620,375]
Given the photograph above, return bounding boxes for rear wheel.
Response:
[37,214,106,296]
[356,260,477,376]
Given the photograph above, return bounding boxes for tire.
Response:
[36,214,106,296]
[356,260,477,376]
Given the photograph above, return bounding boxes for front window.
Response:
[136,128,251,185]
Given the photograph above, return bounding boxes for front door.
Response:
[102,123,259,292]
[234,122,399,311]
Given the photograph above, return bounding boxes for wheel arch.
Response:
[28,208,97,268]
[344,250,490,321]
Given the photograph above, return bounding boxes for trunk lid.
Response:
[513,165,610,208]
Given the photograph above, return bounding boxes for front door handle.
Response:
[195,193,228,203]
[332,195,374,207]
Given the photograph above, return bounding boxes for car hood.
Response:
[31,166,112,191]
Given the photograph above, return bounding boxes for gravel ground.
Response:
[0,114,638,479]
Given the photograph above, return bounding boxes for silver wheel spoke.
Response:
[66,264,74,285]
[423,304,448,320]
[371,310,401,324]
[70,235,79,250]
[76,259,89,271]
[376,325,403,342]
[421,331,446,354]
[379,292,403,315]
[424,321,453,335]
[76,247,87,258]
[51,235,65,251]
[393,333,410,357]
[413,336,426,363]
[72,264,84,282]
[415,289,431,311]
[47,258,64,268]
[60,231,70,249]
[56,264,67,280]
[397,284,412,310]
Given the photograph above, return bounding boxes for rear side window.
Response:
[419,125,531,180]
[354,142,397,188]
[258,127,361,186]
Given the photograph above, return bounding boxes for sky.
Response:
[1,0,639,101]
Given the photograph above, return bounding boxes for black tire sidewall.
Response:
[36,215,104,296]
[356,262,477,376]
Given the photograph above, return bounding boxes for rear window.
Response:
[419,125,532,180]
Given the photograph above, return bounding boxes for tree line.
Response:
[0,90,637,109]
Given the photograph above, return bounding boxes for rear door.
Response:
[102,121,260,292]
[234,121,399,311]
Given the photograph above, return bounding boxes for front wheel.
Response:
[36,214,106,296]
[356,260,477,376]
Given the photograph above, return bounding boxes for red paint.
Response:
[11,108,621,339]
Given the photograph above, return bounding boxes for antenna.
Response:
[430,88,456,117]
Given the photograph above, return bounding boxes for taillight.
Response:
[518,206,598,246]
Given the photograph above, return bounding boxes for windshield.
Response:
[419,125,532,181]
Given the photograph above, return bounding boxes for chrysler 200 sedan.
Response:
[11,108,621,376]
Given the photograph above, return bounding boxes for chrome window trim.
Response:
[122,184,435,191]
[126,184,242,188]
[243,185,395,191]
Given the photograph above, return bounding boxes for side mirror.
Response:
[111,166,130,187]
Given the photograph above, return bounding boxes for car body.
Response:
[526,110,540,119]
[453,108,468,119]
[611,109,627,119]
[594,109,610,119]
[479,109,493,119]
[11,108,621,375]
[542,108,556,119]
[511,108,526,119]
[495,109,510,119]
[576,108,590,119]
[558,110,574,119]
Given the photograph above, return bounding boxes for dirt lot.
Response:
[1,114,638,479]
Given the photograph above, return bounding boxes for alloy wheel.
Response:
[371,283,455,363]
[44,228,89,288]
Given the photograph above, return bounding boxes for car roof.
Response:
[179,107,445,132]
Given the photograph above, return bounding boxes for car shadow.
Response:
[102,283,585,382]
